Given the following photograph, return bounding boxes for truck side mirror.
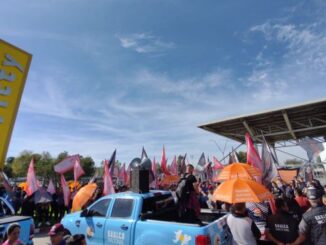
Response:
[80,209,89,217]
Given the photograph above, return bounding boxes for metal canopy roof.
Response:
[199,99,326,144]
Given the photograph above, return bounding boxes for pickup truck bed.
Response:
[62,190,231,245]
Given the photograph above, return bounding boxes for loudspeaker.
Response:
[130,168,149,193]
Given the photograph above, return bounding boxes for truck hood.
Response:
[0,216,33,225]
[61,211,82,223]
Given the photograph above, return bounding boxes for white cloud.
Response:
[246,20,326,103]
[116,33,174,54]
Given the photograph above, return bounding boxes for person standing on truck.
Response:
[177,164,201,224]
[2,223,23,245]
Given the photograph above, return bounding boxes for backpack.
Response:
[176,174,191,201]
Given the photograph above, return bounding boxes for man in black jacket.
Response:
[266,198,298,244]
[290,186,326,245]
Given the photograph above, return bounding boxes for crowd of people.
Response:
[175,166,326,245]
[1,165,326,245]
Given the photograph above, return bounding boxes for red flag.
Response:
[54,155,80,174]
[26,158,39,196]
[170,156,178,175]
[161,146,171,175]
[73,158,85,182]
[47,179,56,195]
[103,160,115,196]
[212,156,224,170]
[60,174,70,207]
[245,133,263,173]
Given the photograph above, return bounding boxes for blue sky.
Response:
[2,0,326,165]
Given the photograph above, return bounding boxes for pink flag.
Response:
[150,157,158,189]
[60,174,70,207]
[119,163,128,185]
[126,164,131,187]
[26,158,39,196]
[74,158,85,182]
[161,146,171,175]
[152,157,157,176]
[180,153,187,174]
[245,133,263,173]
[54,155,80,174]
[47,179,56,195]
[170,156,178,175]
[212,156,224,170]
[103,160,115,196]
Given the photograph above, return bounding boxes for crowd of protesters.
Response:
[1,167,326,245]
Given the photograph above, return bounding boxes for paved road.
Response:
[34,232,50,245]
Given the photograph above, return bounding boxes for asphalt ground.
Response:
[33,227,50,245]
[34,232,50,245]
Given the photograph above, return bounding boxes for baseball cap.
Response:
[48,224,65,236]
[306,187,322,200]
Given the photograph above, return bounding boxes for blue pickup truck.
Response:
[61,190,231,245]
[0,197,34,244]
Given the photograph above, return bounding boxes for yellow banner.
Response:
[0,40,32,169]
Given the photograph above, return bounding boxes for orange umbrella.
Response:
[18,182,28,192]
[212,178,273,203]
[68,181,81,191]
[72,183,97,212]
[214,162,261,181]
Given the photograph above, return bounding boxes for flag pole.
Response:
[218,143,243,163]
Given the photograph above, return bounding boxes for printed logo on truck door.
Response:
[173,230,191,245]
[107,230,125,245]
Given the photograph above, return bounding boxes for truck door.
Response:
[80,198,111,245]
[104,198,134,245]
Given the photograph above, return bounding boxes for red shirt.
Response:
[295,196,310,212]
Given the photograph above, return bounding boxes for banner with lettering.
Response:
[0,40,32,169]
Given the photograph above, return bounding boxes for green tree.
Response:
[35,151,55,181]
[3,156,15,178]
[6,157,15,165]
[56,151,69,163]
[11,150,34,177]
[81,156,95,177]
[3,164,13,178]
[237,151,247,163]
